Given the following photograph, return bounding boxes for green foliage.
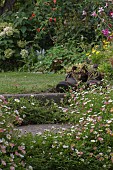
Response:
[86,42,113,77]
[33,45,87,72]
[6,97,66,125]
[1,0,113,72]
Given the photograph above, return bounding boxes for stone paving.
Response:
[17,124,73,135]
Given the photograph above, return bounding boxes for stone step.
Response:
[2,93,65,103]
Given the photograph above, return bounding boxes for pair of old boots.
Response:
[56,64,103,93]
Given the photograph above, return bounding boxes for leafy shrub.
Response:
[33,45,87,72]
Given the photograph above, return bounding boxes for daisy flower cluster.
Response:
[0,95,32,170]
[27,84,113,169]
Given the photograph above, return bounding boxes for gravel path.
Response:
[17,124,73,135]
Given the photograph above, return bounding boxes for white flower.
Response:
[10,153,14,159]
[6,134,11,140]
[28,166,33,170]
[21,106,26,109]
[30,95,34,98]
[14,110,19,115]
[63,145,69,148]
[14,99,20,103]
[91,140,96,143]
[108,99,112,103]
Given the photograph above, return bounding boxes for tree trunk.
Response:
[0,0,17,15]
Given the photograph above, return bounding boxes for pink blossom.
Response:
[109,11,113,18]
[104,3,108,8]
[91,11,97,17]
[98,7,104,13]
[0,128,5,132]
[90,129,94,133]
[1,160,6,166]
[102,29,110,37]
[15,151,19,156]
[9,143,15,148]
[98,137,103,141]
[10,166,15,170]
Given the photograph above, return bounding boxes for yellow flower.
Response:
[96,51,100,55]
[92,49,96,53]
[86,53,90,56]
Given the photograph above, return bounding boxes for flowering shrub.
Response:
[86,41,113,77]
[0,95,32,170]
[1,0,113,72]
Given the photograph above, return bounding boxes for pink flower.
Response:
[53,0,56,4]
[102,29,110,37]
[104,3,108,8]
[0,128,4,132]
[15,151,19,156]
[10,166,15,170]
[108,36,113,41]
[1,160,6,166]
[90,129,94,133]
[9,143,15,148]
[109,11,113,18]
[98,7,104,13]
[54,18,56,22]
[98,137,103,141]
[49,18,52,22]
[91,11,97,17]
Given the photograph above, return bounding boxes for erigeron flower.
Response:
[14,99,20,103]
[98,7,104,13]
[91,140,96,142]
[1,159,6,166]
[6,134,11,140]
[10,166,15,170]
[63,145,69,148]
[27,166,33,170]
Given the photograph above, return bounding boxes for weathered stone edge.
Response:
[2,93,66,103]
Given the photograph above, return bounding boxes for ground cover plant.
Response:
[18,84,113,170]
[0,95,32,170]
[0,72,65,94]
[1,81,113,170]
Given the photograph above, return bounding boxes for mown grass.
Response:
[0,72,65,94]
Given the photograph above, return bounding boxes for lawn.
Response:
[0,72,65,94]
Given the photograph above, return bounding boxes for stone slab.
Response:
[2,93,66,103]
